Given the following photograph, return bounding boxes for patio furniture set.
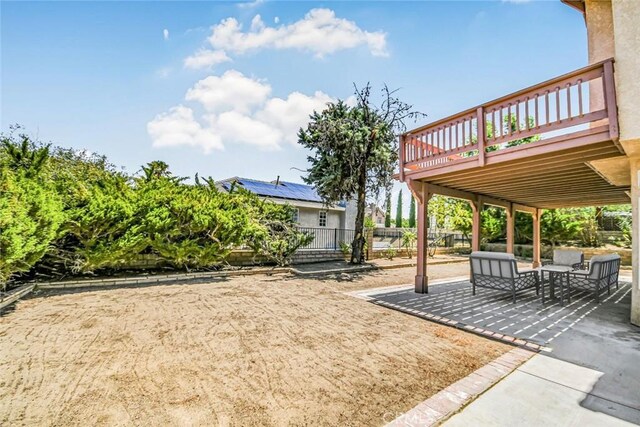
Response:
[469,250,621,304]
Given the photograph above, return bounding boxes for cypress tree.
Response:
[384,193,392,227]
[396,189,403,228]
[409,195,416,228]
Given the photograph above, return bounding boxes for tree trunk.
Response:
[350,171,367,264]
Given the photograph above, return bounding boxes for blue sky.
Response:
[1,0,587,212]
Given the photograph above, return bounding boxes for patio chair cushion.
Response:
[470,252,516,279]
[587,254,620,279]
[571,269,590,275]
[553,249,583,267]
[470,251,515,260]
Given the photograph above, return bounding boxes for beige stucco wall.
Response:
[611,0,640,325]
[585,0,615,115]
[584,0,640,324]
[296,207,341,229]
[612,0,640,151]
[585,0,615,63]
[630,159,640,325]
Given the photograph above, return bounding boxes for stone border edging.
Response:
[374,258,467,270]
[290,264,375,276]
[34,267,292,290]
[386,347,535,426]
[11,261,381,295]
[0,284,36,312]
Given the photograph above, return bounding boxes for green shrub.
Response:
[0,134,64,287]
[383,247,397,260]
[401,230,417,258]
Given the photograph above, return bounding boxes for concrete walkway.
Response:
[444,354,639,426]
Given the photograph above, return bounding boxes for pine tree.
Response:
[395,190,403,228]
[409,195,416,228]
[384,193,392,228]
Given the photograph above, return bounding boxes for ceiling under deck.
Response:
[420,140,630,209]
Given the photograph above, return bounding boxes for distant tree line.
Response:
[427,195,630,248]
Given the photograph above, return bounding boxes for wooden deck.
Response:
[399,58,628,208]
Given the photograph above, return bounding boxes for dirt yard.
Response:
[0,264,509,426]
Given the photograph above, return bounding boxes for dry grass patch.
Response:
[0,266,508,426]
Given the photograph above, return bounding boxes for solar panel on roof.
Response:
[220,178,346,207]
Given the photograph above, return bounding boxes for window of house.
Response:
[291,208,299,224]
[318,210,327,227]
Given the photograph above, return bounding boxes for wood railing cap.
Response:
[403,58,615,137]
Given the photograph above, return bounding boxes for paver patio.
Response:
[371,279,633,347]
[369,277,640,424]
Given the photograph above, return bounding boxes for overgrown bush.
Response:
[242,191,314,266]
[135,176,252,270]
[1,128,313,280]
[0,133,64,288]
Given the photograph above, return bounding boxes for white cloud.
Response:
[214,111,282,150]
[274,16,280,24]
[185,69,271,113]
[256,91,333,145]
[147,105,224,153]
[237,0,264,9]
[163,29,169,40]
[206,8,388,58]
[183,49,231,69]
[155,67,172,79]
[147,70,333,153]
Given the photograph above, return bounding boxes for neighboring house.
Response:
[216,177,357,230]
[365,204,386,227]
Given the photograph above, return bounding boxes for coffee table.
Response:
[540,265,572,305]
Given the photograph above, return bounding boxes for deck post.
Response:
[532,208,542,268]
[409,180,431,293]
[399,134,406,182]
[506,202,515,254]
[471,196,483,252]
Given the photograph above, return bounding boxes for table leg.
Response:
[541,271,546,304]
[559,272,564,307]
[550,273,555,299]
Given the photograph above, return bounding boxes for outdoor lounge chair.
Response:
[567,254,621,303]
[542,249,584,269]
[469,251,539,303]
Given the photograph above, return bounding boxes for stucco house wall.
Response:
[580,0,640,324]
[295,206,342,229]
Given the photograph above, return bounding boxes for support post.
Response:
[631,159,640,326]
[532,208,542,268]
[399,134,406,182]
[471,196,483,252]
[506,202,515,254]
[411,181,431,293]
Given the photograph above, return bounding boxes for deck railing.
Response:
[400,58,618,178]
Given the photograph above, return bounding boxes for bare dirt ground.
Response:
[0,264,509,426]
